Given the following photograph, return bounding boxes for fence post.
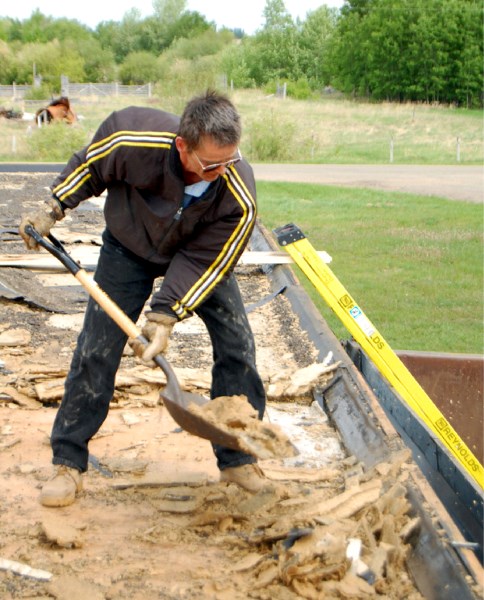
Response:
[61,75,69,96]
[456,136,461,162]
[389,136,394,163]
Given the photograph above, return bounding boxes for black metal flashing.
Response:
[250,221,482,598]
[345,339,483,562]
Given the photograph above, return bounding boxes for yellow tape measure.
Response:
[275,223,483,490]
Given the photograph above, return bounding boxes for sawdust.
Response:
[188,394,298,459]
[0,171,432,599]
[0,404,425,599]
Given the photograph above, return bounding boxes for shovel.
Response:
[24,225,252,451]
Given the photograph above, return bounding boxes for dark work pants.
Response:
[51,230,266,472]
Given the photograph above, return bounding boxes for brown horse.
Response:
[35,97,77,126]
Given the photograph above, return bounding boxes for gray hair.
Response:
[179,90,241,151]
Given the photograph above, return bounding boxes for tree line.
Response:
[0,0,482,107]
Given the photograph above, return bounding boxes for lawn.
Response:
[1,90,482,165]
[257,182,483,354]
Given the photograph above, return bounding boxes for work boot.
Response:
[40,465,82,507]
[220,463,267,493]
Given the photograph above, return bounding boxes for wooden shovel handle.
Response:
[75,269,140,339]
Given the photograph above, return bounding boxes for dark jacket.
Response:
[51,106,257,319]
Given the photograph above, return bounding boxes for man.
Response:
[19,90,267,506]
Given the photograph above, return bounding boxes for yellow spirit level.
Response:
[275,223,483,490]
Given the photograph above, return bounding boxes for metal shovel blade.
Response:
[152,353,249,450]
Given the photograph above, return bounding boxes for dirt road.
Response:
[253,164,483,203]
[1,163,482,202]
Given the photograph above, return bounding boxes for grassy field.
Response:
[0,91,482,353]
[235,91,483,165]
[257,183,483,354]
[0,90,482,164]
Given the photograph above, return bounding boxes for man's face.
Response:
[176,136,241,183]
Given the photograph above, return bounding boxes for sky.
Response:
[2,0,344,33]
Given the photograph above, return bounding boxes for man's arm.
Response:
[151,165,257,319]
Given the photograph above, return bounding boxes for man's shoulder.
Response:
[107,106,180,132]
[234,159,255,182]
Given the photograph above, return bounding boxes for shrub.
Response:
[27,120,88,161]
[286,78,315,100]
[245,110,296,161]
[24,83,54,100]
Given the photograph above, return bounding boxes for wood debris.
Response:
[40,518,84,549]
[0,356,339,407]
[0,328,31,347]
[188,394,298,460]
[0,558,52,581]
[267,361,341,400]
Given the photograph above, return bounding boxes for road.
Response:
[253,164,483,203]
[1,163,482,203]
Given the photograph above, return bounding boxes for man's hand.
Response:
[130,312,177,362]
[19,197,64,250]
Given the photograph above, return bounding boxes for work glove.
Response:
[130,311,177,362]
[19,197,64,250]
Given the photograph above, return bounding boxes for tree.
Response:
[119,51,159,84]
[231,28,245,40]
[75,39,116,82]
[96,10,146,63]
[152,0,187,23]
[339,15,370,97]
[0,40,15,83]
[263,0,293,30]
[341,0,373,17]
[14,41,86,88]
[164,11,212,46]
[42,17,92,43]
[95,21,122,61]
[139,1,212,56]
[145,0,187,53]
[454,0,483,107]
[332,0,483,106]
[17,10,54,44]
[166,29,233,61]
[12,10,92,44]
[246,0,300,85]
[220,44,255,88]
[298,6,338,87]
[0,18,14,42]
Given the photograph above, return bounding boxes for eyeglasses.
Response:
[193,148,242,172]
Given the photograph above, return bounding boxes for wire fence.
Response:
[0,84,31,99]
[0,82,153,100]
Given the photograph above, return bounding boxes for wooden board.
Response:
[0,249,332,270]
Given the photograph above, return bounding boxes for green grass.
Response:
[0,90,482,164]
[235,92,483,165]
[257,182,483,354]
